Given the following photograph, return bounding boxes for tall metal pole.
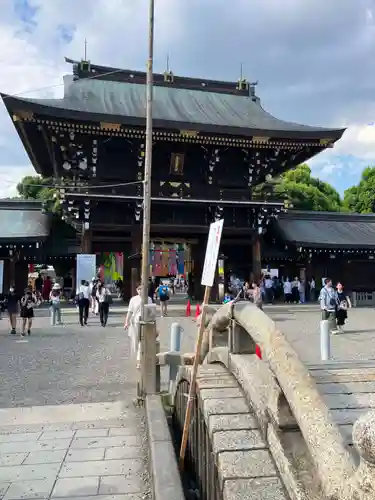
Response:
[139,0,155,396]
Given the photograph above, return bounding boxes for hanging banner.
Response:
[0,260,4,294]
[201,219,224,287]
[76,254,96,292]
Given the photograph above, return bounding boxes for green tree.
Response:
[253,164,343,212]
[16,175,60,212]
[343,166,375,213]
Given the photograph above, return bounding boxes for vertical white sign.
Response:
[201,219,224,287]
[0,260,4,294]
[76,254,96,292]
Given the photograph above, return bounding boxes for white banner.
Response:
[201,219,224,287]
[76,254,96,292]
[0,260,4,294]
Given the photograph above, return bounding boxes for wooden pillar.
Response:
[3,259,11,292]
[15,260,28,293]
[122,247,132,301]
[252,235,262,283]
[130,226,142,297]
[192,240,205,301]
[81,229,92,254]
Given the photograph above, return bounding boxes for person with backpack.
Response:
[77,279,90,326]
[96,281,112,327]
[156,282,170,317]
[49,283,63,326]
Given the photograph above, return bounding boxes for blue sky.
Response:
[0,0,375,197]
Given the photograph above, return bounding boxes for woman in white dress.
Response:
[124,284,153,369]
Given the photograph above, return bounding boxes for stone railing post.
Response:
[344,411,375,499]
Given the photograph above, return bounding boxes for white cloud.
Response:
[0,165,35,198]
[1,0,375,197]
[310,123,375,188]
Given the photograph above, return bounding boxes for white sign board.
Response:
[201,219,224,287]
[0,260,4,293]
[76,254,96,292]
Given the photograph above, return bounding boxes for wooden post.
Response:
[179,285,211,471]
[252,235,262,283]
[81,229,92,254]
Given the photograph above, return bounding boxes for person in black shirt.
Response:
[35,273,43,293]
[20,288,37,336]
[335,282,352,333]
[6,286,20,335]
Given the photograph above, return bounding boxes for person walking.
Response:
[335,282,351,332]
[310,277,316,302]
[283,278,292,304]
[49,283,62,326]
[97,281,111,327]
[89,277,99,315]
[5,286,20,335]
[250,281,263,310]
[124,284,153,369]
[319,278,338,334]
[20,288,38,336]
[155,282,170,317]
[77,279,90,326]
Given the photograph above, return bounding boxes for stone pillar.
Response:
[252,235,262,283]
[344,411,375,498]
[81,229,92,254]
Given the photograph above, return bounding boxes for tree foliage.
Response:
[16,175,60,212]
[343,166,375,213]
[253,164,343,212]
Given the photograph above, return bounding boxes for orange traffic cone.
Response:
[186,299,191,317]
[255,344,262,360]
[195,303,201,319]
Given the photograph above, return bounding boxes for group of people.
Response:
[77,278,112,327]
[262,275,316,304]
[320,279,351,334]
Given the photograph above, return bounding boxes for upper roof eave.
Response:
[0,92,346,141]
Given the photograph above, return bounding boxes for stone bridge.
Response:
[172,301,375,500]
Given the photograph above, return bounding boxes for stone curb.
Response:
[145,395,185,500]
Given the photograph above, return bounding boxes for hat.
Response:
[52,283,61,290]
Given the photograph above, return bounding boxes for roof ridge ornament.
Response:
[164,54,174,83]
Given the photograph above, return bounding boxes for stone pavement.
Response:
[0,310,154,500]
[0,402,150,500]
[267,304,375,363]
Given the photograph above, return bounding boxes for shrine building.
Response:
[3,57,369,298]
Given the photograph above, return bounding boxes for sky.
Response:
[1,0,375,198]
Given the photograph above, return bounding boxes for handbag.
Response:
[339,300,348,310]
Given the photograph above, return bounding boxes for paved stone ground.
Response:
[0,310,153,500]
[1,295,374,499]
[0,402,150,500]
[266,304,375,363]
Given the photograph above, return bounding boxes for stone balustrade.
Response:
[198,300,375,500]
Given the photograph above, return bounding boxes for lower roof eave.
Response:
[2,94,346,141]
[290,241,375,251]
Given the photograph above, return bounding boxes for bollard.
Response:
[170,322,182,352]
[169,322,183,394]
[320,320,331,361]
